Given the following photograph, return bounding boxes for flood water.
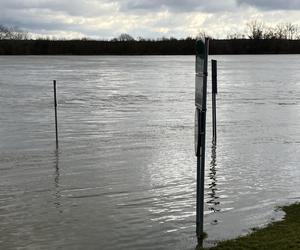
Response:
[0,55,300,250]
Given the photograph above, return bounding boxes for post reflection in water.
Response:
[196,143,220,249]
[53,150,62,212]
[207,143,220,217]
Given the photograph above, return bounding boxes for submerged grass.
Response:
[200,203,300,250]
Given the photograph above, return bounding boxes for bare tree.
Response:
[275,23,287,39]
[137,36,146,41]
[247,20,264,39]
[263,26,277,39]
[227,32,245,39]
[10,26,29,40]
[117,33,135,41]
[196,31,213,40]
[0,25,12,39]
[0,24,29,40]
[284,22,298,40]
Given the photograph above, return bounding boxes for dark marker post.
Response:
[212,60,217,144]
[53,80,58,149]
[195,38,209,240]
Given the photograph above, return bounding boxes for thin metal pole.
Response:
[196,148,203,236]
[53,80,58,149]
[196,108,206,239]
[212,60,217,144]
[196,110,206,238]
[196,108,203,237]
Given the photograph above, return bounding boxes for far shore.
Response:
[1,39,300,55]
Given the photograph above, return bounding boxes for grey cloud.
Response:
[0,0,116,37]
[0,10,74,32]
[0,6,110,38]
[236,0,300,10]
[118,0,236,13]
[0,0,115,17]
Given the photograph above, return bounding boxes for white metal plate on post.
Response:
[195,75,204,109]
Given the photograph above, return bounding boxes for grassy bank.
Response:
[200,203,300,250]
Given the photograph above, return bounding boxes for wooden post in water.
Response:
[53,80,58,149]
[212,60,217,145]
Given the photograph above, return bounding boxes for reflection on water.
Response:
[207,143,220,216]
[53,150,62,212]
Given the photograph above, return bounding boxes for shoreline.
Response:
[198,203,300,250]
[1,39,300,55]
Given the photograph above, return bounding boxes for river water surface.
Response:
[0,55,300,249]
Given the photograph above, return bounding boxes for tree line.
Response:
[1,21,300,55]
[1,21,300,42]
[227,20,300,40]
[1,39,300,55]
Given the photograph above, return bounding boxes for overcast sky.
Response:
[0,0,300,39]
